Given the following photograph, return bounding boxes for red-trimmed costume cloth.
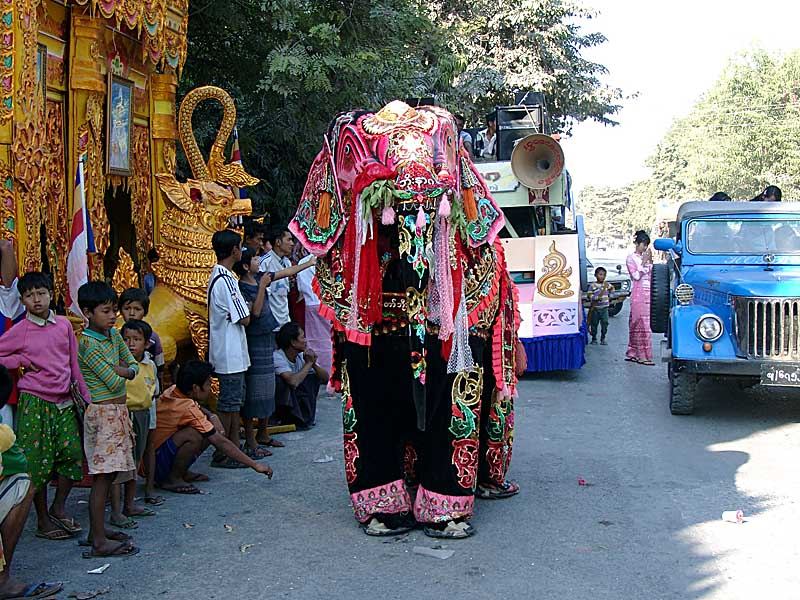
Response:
[289,101,520,527]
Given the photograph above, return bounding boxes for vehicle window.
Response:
[686,219,800,254]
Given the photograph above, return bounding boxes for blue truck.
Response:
[651,201,800,414]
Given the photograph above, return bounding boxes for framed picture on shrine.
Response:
[106,74,134,176]
[35,44,47,114]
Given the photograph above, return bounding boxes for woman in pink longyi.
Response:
[626,230,655,365]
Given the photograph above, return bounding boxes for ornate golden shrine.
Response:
[0,0,188,302]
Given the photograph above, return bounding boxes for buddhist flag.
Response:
[65,156,95,316]
[230,126,247,200]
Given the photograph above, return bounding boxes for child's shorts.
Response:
[154,437,198,485]
[83,403,135,477]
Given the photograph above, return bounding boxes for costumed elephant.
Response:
[289,101,521,538]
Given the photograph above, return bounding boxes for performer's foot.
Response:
[476,480,520,500]
[362,514,415,537]
[423,520,475,539]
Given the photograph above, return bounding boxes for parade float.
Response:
[473,99,588,372]
[0,0,256,363]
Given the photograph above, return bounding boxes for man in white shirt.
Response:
[475,112,497,160]
[208,230,251,468]
[259,226,295,331]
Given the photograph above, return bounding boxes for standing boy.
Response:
[587,267,613,345]
[118,287,165,386]
[260,226,295,332]
[208,230,251,468]
[78,282,140,558]
[109,320,159,528]
[0,272,89,541]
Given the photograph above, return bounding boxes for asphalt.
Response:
[17,304,800,599]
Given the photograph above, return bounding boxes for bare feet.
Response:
[183,471,210,483]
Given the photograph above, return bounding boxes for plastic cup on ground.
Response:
[721,510,744,523]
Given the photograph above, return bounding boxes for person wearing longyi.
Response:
[0,272,89,543]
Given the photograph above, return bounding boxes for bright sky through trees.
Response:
[567,0,800,193]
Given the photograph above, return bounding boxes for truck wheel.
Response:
[608,302,623,317]
[669,363,696,415]
[650,263,670,334]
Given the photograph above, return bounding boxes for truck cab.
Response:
[651,201,800,414]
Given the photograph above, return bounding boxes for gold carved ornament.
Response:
[130,126,153,268]
[81,91,109,277]
[0,1,13,124]
[537,241,574,299]
[111,247,138,296]
[0,161,15,242]
[72,0,188,74]
[150,86,256,361]
[44,101,68,300]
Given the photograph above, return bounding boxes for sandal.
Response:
[475,480,520,500]
[157,482,201,494]
[2,581,63,599]
[78,531,131,547]
[144,495,165,506]
[109,516,138,530]
[81,542,140,559]
[259,438,285,448]
[423,520,476,539]
[48,514,82,535]
[362,517,414,537]
[244,446,271,459]
[125,507,156,518]
[640,360,655,366]
[35,528,73,541]
[210,458,248,469]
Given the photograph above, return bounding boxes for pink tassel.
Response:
[416,205,426,232]
[438,194,451,218]
[381,205,395,225]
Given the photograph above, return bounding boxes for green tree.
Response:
[180,0,622,219]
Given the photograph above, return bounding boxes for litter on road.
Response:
[87,564,111,575]
[313,455,334,463]
[722,510,745,524]
[68,587,111,599]
[412,546,455,560]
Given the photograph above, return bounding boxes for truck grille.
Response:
[733,297,800,359]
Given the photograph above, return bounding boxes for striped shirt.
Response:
[587,282,612,309]
[208,264,250,374]
[78,328,139,402]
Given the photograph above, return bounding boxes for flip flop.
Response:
[78,531,132,547]
[244,447,271,459]
[640,360,655,366]
[144,495,165,506]
[260,438,285,448]
[362,517,414,537]
[81,542,140,559]
[475,480,520,500]
[48,514,82,535]
[125,507,156,518]
[158,483,201,494]
[3,581,63,599]
[210,458,248,469]
[183,472,210,483]
[423,521,476,539]
[35,528,73,541]
[109,516,138,530]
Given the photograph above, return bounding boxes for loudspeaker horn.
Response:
[510,134,564,190]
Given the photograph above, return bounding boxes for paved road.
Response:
[19,305,800,599]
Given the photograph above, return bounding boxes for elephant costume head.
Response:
[290,100,504,257]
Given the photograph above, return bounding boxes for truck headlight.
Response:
[696,314,723,342]
[621,280,630,291]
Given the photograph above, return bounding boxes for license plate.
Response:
[761,363,800,387]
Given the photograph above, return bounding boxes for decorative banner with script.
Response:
[532,235,581,336]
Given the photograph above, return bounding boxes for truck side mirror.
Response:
[654,238,676,252]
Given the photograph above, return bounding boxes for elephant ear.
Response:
[459,155,505,247]
[289,137,347,256]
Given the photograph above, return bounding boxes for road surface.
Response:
[18,305,800,599]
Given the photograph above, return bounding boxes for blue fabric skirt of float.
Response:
[521,318,588,372]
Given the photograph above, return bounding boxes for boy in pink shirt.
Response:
[0,272,90,541]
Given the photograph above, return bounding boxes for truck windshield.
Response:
[687,219,800,254]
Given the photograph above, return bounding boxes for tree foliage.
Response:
[583,48,800,241]
[180,0,621,220]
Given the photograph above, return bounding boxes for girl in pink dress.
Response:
[626,230,655,365]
